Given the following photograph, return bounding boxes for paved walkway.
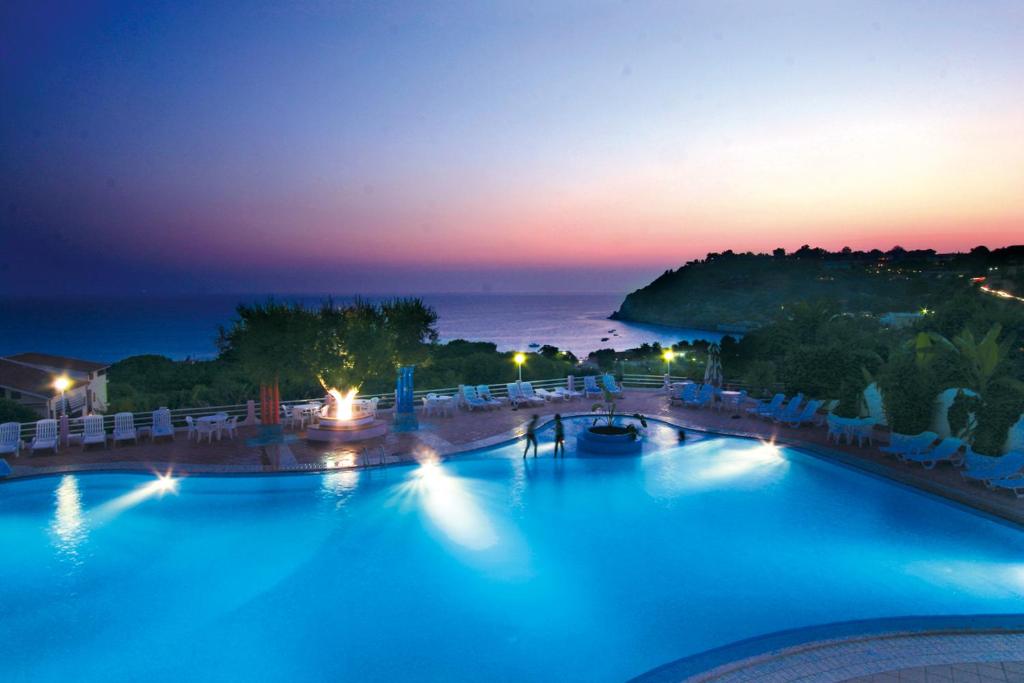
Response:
[683,633,1024,682]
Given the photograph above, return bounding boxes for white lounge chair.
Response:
[960,449,1024,485]
[81,415,107,448]
[903,437,964,469]
[602,374,624,397]
[112,412,138,446]
[685,384,715,408]
[476,385,505,407]
[748,393,784,419]
[151,408,175,441]
[767,394,804,421]
[879,431,938,459]
[0,422,22,457]
[460,385,489,411]
[583,376,604,398]
[990,477,1024,498]
[520,382,550,404]
[30,419,59,454]
[507,383,544,407]
[777,399,822,427]
[671,383,698,406]
[557,382,583,401]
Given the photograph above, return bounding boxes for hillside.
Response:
[611,245,1024,330]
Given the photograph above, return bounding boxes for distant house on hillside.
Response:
[0,353,109,418]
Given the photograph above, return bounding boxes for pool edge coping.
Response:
[628,613,1024,682]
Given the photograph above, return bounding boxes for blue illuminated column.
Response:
[393,365,419,431]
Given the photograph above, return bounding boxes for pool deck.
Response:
[678,632,1024,682]
[3,388,1022,525]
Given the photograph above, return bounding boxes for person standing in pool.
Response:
[523,414,539,458]
[552,414,565,457]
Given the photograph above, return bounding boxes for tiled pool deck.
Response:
[680,633,1024,682]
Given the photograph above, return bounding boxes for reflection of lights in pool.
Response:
[402,459,498,551]
[50,475,87,557]
[89,472,179,524]
[906,560,1024,598]
[324,451,357,469]
[154,473,178,493]
[694,440,785,482]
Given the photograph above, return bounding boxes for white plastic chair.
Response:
[31,419,59,454]
[0,422,22,456]
[223,415,238,440]
[151,408,175,441]
[185,416,197,441]
[112,412,137,446]
[195,420,217,444]
[81,415,107,448]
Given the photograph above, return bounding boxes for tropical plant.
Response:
[945,323,1020,398]
[590,388,617,428]
[931,323,1024,453]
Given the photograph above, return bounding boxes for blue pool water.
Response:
[2,422,1023,682]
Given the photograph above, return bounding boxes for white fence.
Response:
[13,374,648,440]
[9,372,785,440]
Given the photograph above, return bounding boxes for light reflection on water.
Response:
[49,475,87,563]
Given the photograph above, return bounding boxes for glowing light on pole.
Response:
[662,349,675,376]
[53,375,71,418]
[514,352,526,383]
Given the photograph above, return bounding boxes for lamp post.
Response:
[53,375,71,418]
[514,352,526,383]
[662,349,675,376]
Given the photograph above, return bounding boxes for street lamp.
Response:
[513,352,526,383]
[53,375,71,417]
[662,349,675,376]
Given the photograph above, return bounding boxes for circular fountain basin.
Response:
[576,425,643,454]
[306,415,388,443]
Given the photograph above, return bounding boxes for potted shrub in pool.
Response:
[577,390,644,454]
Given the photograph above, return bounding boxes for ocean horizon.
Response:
[0,293,726,364]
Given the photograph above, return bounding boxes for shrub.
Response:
[742,361,777,398]
[972,384,1024,455]
[878,352,939,434]
[0,398,38,423]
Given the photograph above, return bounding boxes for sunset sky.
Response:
[2,1,1023,295]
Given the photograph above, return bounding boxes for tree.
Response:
[220,301,321,423]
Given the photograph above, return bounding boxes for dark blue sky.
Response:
[3,1,1022,295]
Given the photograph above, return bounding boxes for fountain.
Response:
[305,387,388,443]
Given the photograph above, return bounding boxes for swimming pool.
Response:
[2,420,1022,681]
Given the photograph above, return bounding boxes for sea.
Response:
[0,293,725,364]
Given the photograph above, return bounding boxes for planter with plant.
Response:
[577,389,644,453]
